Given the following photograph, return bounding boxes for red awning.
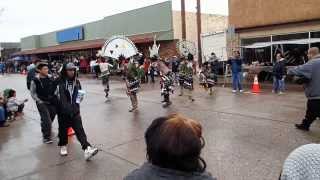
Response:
[14,33,158,56]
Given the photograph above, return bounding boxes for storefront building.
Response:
[228,0,320,65]
[14,1,227,64]
[0,42,20,62]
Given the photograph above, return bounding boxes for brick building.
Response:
[228,0,320,65]
[14,1,227,63]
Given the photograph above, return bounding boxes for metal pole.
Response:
[181,0,186,40]
[309,31,311,49]
[270,35,273,63]
[196,0,202,67]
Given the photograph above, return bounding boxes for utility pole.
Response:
[181,0,186,40]
[196,0,202,66]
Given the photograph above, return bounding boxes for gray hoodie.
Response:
[124,163,216,180]
[288,55,320,99]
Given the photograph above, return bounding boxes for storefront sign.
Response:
[57,26,84,43]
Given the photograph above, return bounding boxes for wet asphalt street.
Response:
[0,74,320,180]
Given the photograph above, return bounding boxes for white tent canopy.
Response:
[242,38,320,49]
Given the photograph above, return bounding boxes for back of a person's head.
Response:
[281,144,320,180]
[8,89,16,98]
[145,114,206,173]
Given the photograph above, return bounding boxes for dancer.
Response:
[126,60,140,112]
[100,35,140,111]
[98,57,113,100]
[199,62,216,95]
[178,56,194,101]
[56,62,98,160]
[150,56,174,107]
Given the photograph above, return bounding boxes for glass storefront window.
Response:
[311,31,320,49]
[272,32,308,41]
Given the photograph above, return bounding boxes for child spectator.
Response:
[0,94,9,127]
[6,89,28,120]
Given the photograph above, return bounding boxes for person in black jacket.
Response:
[30,62,58,144]
[56,63,98,160]
[272,53,287,94]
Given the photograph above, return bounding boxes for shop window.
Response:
[272,33,308,41]
[311,31,320,50]
[241,37,271,64]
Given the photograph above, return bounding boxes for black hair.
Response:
[145,115,207,173]
[277,53,284,58]
[37,63,48,70]
[8,89,16,98]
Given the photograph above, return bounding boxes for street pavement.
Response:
[1,74,320,180]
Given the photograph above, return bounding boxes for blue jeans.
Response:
[273,77,285,92]
[0,107,5,122]
[232,72,243,91]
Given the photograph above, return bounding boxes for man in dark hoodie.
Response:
[30,62,58,144]
[56,63,98,160]
[289,47,320,131]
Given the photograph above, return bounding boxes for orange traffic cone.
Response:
[68,128,75,136]
[251,74,261,93]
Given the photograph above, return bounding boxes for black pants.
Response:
[58,114,91,150]
[145,73,149,83]
[36,103,56,139]
[150,69,155,83]
[102,76,110,96]
[301,99,320,128]
[164,94,170,103]
[18,104,24,113]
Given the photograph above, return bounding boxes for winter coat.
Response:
[124,163,216,180]
[273,59,287,79]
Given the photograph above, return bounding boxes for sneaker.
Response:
[295,124,309,131]
[60,146,68,156]
[43,138,53,144]
[239,90,244,93]
[84,146,99,161]
[279,91,284,95]
[232,90,237,93]
[129,107,137,112]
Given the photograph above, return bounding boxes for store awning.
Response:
[243,38,320,49]
[13,32,159,56]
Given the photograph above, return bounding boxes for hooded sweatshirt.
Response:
[56,65,81,117]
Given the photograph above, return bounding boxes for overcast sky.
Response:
[0,0,228,42]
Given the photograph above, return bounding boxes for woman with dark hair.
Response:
[125,114,215,180]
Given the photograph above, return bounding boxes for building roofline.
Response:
[20,1,172,39]
[235,19,320,33]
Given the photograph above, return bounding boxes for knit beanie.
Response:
[281,144,320,180]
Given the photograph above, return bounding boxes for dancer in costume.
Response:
[100,35,140,111]
[199,62,217,95]
[149,37,174,107]
[98,56,113,100]
[178,55,195,101]
[126,60,140,112]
